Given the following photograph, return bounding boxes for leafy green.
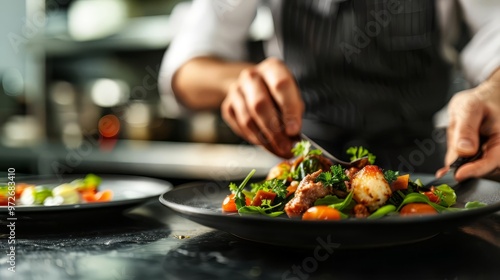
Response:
[314,195,344,206]
[238,200,284,217]
[368,204,397,219]
[314,191,355,213]
[329,191,355,212]
[292,140,321,157]
[406,181,417,193]
[291,156,324,181]
[338,212,349,219]
[434,184,457,207]
[315,165,349,190]
[383,170,399,184]
[413,178,423,187]
[250,179,287,199]
[19,186,53,205]
[346,146,376,164]
[232,169,256,210]
[464,201,487,209]
[396,192,447,212]
[387,190,406,207]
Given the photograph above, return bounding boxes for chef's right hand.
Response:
[221,57,304,158]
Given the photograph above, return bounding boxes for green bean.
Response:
[368,204,397,219]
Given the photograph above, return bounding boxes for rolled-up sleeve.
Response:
[159,0,258,116]
[459,0,500,85]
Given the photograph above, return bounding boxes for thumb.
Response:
[449,94,484,157]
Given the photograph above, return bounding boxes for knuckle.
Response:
[239,116,254,131]
[269,77,293,94]
[462,96,482,113]
[250,97,269,115]
[450,92,482,115]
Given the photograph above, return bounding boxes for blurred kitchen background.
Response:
[0,0,280,183]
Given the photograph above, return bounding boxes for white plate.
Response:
[1,174,173,214]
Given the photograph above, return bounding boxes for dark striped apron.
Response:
[279,0,451,172]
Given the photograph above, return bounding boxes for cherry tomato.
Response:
[81,191,97,202]
[222,194,250,212]
[81,190,113,203]
[422,191,440,203]
[302,206,342,221]
[400,203,437,216]
[0,195,7,206]
[95,190,113,202]
[251,190,277,206]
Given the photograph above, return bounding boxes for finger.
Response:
[257,58,304,136]
[221,86,260,145]
[448,93,485,157]
[435,166,449,178]
[455,158,496,181]
[239,69,294,156]
[455,140,500,181]
[444,126,458,166]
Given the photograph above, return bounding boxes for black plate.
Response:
[1,175,173,219]
[159,174,500,248]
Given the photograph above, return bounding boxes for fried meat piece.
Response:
[285,170,333,218]
[353,204,369,218]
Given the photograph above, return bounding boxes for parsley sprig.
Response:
[315,165,349,190]
[250,179,287,199]
[292,140,322,157]
[383,170,399,184]
[346,146,376,164]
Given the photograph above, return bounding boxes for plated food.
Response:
[0,174,113,206]
[222,141,486,220]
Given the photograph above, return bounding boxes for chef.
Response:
[160,0,500,180]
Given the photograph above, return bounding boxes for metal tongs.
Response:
[422,137,486,189]
[300,133,368,169]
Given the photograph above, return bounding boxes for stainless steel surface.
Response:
[300,133,368,168]
[0,140,282,180]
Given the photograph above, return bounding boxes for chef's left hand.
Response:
[437,68,500,181]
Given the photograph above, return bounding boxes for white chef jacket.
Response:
[159,0,500,116]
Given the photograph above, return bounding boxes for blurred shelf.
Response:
[34,15,174,56]
[31,2,273,56]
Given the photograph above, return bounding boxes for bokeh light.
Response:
[98,114,120,138]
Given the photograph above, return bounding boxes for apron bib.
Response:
[279,0,451,171]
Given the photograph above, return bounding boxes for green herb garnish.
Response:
[384,170,399,184]
[230,169,256,210]
[250,179,287,199]
[292,140,321,157]
[238,200,284,217]
[346,146,376,164]
[316,165,349,190]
